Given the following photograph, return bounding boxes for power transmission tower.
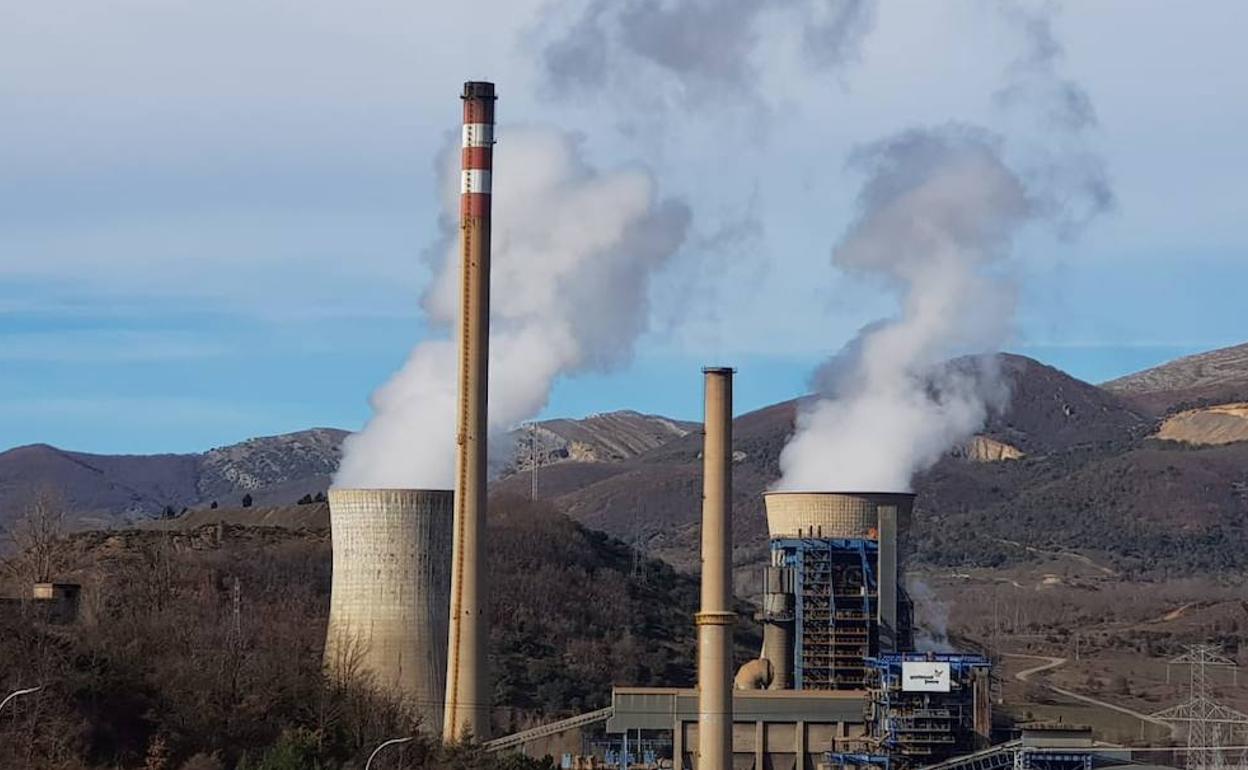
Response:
[230,576,242,644]
[630,501,646,583]
[1152,644,1248,770]
[528,422,539,501]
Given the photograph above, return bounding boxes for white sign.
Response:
[902,661,951,692]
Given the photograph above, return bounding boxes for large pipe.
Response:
[325,489,453,733]
[697,367,734,770]
[444,80,495,743]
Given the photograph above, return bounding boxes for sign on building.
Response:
[902,661,951,692]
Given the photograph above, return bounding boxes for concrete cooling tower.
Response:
[763,491,914,540]
[324,488,453,733]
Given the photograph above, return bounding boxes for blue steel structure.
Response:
[864,654,991,767]
[772,537,899,690]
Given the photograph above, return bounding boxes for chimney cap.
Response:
[702,366,736,374]
[462,81,496,99]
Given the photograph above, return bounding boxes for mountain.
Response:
[494,353,1167,580]
[0,412,693,533]
[505,410,697,470]
[8,346,1248,576]
[0,429,348,531]
[1103,341,1248,414]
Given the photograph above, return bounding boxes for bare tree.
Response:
[4,485,68,585]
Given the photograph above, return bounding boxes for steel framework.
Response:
[1152,645,1248,770]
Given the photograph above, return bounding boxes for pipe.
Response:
[696,366,734,770]
[761,622,793,690]
[444,80,495,743]
[759,549,793,690]
[734,658,773,691]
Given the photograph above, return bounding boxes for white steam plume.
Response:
[335,128,690,489]
[775,126,1026,492]
[776,1,1111,492]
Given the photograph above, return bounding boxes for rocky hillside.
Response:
[1155,402,1248,446]
[0,412,695,533]
[505,410,696,471]
[7,346,1248,578]
[0,429,349,531]
[1104,341,1248,414]
[497,353,1247,580]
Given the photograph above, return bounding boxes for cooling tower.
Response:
[763,491,913,540]
[325,488,452,732]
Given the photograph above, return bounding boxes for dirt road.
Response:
[1003,653,1178,738]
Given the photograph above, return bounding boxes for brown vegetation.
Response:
[0,495,725,770]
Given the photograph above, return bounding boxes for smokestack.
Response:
[444,80,495,743]
[324,489,453,732]
[697,367,734,769]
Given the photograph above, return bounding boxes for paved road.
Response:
[1003,653,1179,738]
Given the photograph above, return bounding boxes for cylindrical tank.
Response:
[763,491,914,539]
[325,488,453,733]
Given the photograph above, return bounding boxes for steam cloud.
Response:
[541,0,876,98]
[335,129,690,489]
[776,1,1111,492]
[775,127,1026,491]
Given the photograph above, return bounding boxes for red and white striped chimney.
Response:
[444,80,495,743]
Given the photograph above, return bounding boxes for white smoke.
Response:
[776,1,1112,492]
[906,577,955,653]
[775,127,1026,491]
[335,128,690,489]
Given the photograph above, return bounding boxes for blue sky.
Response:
[2,1,1245,455]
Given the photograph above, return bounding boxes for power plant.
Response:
[604,490,992,769]
[320,79,1129,770]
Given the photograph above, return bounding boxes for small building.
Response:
[32,582,82,624]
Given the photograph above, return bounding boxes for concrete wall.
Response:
[325,488,453,734]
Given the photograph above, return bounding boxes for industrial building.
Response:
[601,490,986,769]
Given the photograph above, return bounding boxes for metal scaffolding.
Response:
[775,537,879,690]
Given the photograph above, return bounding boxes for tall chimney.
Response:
[697,367,735,769]
[444,80,495,743]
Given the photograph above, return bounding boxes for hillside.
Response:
[1155,402,1248,446]
[0,412,690,533]
[0,496,738,768]
[0,429,348,530]
[507,410,696,470]
[495,354,1173,578]
[1104,341,1248,414]
[7,347,1248,578]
